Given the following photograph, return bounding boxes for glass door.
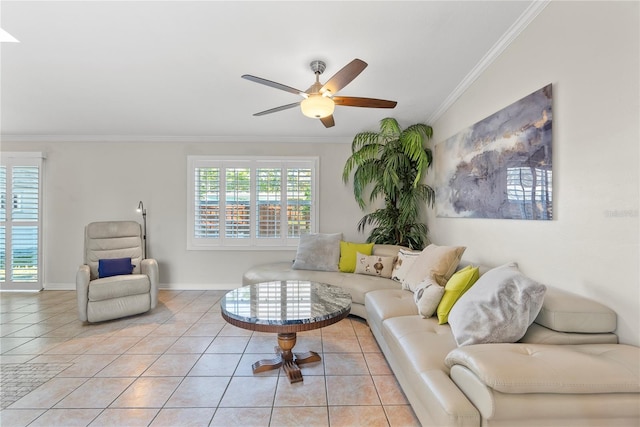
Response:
[0,153,43,291]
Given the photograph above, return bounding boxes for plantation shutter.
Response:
[0,153,44,291]
[256,167,282,239]
[286,167,313,237]
[194,166,221,238]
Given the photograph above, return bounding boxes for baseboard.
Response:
[44,282,239,291]
[158,283,238,291]
[44,283,74,291]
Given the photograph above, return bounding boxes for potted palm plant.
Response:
[342,117,435,249]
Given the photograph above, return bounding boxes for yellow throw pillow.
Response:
[437,265,480,324]
[339,241,374,273]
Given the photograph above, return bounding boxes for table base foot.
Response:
[283,360,303,383]
[251,336,321,383]
[252,356,283,373]
[294,351,321,365]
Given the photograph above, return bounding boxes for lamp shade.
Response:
[300,94,335,119]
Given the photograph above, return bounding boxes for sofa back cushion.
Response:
[373,244,408,257]
[534,287,617,333]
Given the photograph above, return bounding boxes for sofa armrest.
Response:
[76,264,90,321]
[141,258,159,309]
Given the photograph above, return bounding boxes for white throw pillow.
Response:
[413,278,445,318]
[391,248,421,289]
[354,252,395,278]
[402,244,466,292]
[292,233,342,272]
[448,263,547,346]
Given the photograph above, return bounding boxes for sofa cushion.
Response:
[383,315,458,375]
[534,287,617,333]
[520,322,618,345]
[292,232,342,272]
[365,289,417,320]
[403,244,466,291]
[354,252,394,278]
[448,364,640,424]
[437,265,479,324]
[340,273,402,307]
[373,244,407,257]
[365,289,416,337]
[87,293,151,323]
[89,274,151,301]
[448,263,546,346]
[339,241,374,273]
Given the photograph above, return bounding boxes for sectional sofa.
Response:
[243,243,640,426]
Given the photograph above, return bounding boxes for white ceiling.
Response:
[0,1,541,142]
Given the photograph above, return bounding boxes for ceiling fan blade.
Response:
[320,115,335,128]
[320,59,367,95]
[333,96,397,109]
[242,75,305,96]
[253,102,301,116]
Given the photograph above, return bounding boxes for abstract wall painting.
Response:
[434,84,552,220]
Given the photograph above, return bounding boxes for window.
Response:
[1,153,44,290]
[506,166,552,220]
[187,156,318,249]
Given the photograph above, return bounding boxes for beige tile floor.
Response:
[0,290,420,427]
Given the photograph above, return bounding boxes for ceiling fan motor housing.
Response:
[310,60,326,75]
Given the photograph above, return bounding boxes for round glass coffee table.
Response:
[221,280,351,383]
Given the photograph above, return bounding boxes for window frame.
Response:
[0,152,44,291]
[187,155,318,250]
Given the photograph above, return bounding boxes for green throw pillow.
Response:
[437,265,480,324]
[339,241,374,273]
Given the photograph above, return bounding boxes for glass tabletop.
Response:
[221,280,352,327]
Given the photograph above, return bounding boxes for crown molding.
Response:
[427,0,550,124]
[0,134,352,144]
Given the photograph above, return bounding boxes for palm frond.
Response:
[351,131,380,153]
[368,181,386,205]
[379,117,401,138]
[351,160,381,209]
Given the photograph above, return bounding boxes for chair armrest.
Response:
[141,258,159,309]
[76,265,90,321]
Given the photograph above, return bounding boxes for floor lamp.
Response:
[136,201,147,259]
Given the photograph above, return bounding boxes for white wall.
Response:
[0,139,368,290]
[427,1,639,345]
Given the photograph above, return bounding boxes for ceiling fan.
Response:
[241,59,397,128]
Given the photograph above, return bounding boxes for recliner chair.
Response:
[76,221,158,322]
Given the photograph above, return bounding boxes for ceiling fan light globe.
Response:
[301,95,335,119]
